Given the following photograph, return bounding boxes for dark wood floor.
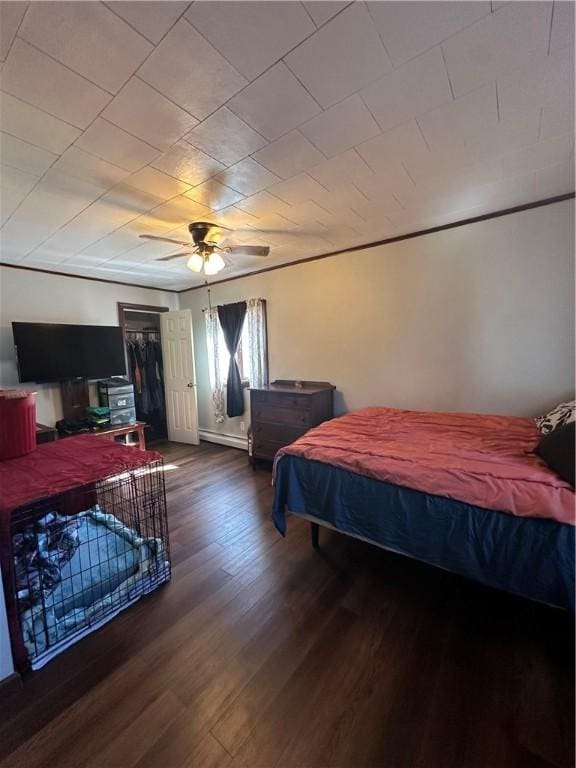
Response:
[0,441,573,768]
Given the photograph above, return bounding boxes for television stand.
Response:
[60,378,89,421]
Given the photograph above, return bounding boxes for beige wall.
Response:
[0,267,178,424]
[180,199,575,441]
[1,200,573,437]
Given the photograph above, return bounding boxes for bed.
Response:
[272,407,575,611]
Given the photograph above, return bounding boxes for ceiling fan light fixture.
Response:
[204,251,225,275]
[187,253,204,272]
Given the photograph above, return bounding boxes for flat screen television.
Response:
[12,322,126,383]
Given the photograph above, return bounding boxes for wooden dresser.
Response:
[249,380,335,464]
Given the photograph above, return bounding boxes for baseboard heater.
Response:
[198,430,248,451]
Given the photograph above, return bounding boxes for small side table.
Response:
[36,423,56,444]
[90,421,147,450]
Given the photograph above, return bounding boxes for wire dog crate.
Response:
[10,457,170,670]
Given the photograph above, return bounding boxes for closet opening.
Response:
[118,303,169,445]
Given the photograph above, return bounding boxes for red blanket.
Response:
[276,408,575,526]
[0,434,160,516]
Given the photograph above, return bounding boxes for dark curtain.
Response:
[218,301,247,417]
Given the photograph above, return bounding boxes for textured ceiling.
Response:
[0,0,574,291]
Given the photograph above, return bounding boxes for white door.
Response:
[161,310,199,444]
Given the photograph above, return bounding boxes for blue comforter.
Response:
[273,455,575,610]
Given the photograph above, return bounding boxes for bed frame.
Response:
[273,455,575,611]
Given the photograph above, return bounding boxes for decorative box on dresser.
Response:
[249,380,335,465]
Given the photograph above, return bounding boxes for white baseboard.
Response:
[199,429,248,451]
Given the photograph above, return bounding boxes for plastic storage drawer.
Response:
[106,392,135,410]
[109,407,136,426]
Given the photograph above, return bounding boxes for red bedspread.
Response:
[0,434,161,516]
[276,408,575,526]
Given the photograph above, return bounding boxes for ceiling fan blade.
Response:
[139,234,193,247]
[225,245,270,257]
[156,251,193,262]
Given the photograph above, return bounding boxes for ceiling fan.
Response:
[139,221,270,275]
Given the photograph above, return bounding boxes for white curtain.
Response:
[205,308,226,423]
[205,299,268,422]
[246,298,268,389]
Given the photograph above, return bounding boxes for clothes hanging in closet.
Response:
[126,339,164,418]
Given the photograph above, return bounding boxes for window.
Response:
[205,299,268,423]
[212,316,251,383]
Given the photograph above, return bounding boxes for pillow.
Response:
[534,400,575,435]
[535,420,575,487]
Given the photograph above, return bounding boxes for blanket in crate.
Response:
[14,505,167,662]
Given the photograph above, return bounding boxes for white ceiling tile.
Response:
[215,157,280,195]
[353,166,416,209]
[442,2,552,97]
[303,2,350,27]
[540,98,575,141]
[500,133,575,176]
[465,103,541,166]
[105,1,189,45]
[417,83,498,157]
[284,3,392,108]
[362,47,453,134]
[0,131,57,176]
[103,183,166,216]
[74,118,161,172]
[1,38,111,129]
[299,95,380,157]
[207,205,260,231]
[0,163,39,226]
[183,107,266,167]
[137,18,247,120]
[252,131,325,179]
[312,183,371,215]
[102,77,198,151]
[152,140,224,185]
[0,170,107,257]
[507,44,574,109]
[532,159,575,197]
[235,191,296,221]
[36,184,166,258]
[285,199,331,224]
[367,1,491,66]
[227,62,320,141]
[84,213,184,259]
[0,91,81,154]
[307,148,372,190]
[19,1,152,93]
[184,180,244,211]
[0,1,27,61]
[51,146,130,189]
[357,120,431,175]
[98,233,182,262]
[185,1,314,80]
[345,201,396,229]
[147,196,213,228]
[268,173,330,205]
[124,167,191,199]
[498,46,574,124]
[550,0,574,53]
[82,227,159,261]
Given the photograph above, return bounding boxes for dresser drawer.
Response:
[252,403,312,426]
[251,390,311,411]
[252,422,306,444]
[252,438,286,460]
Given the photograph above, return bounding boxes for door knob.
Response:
[187,382,195,387]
